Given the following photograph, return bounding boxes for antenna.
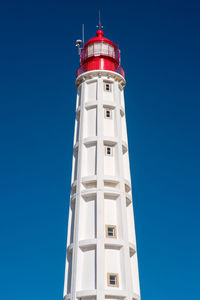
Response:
[82,24,85,45]
[99,9,101,30]
[76,24,84,56]
[97,9,103,30]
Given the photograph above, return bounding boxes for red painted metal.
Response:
[76,30,125,78]
[84,30,117,50]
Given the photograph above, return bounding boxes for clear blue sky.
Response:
[0,0,200,299]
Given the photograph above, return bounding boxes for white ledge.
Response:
[85,101,98,109]
[79,239,97,248]
[82,136,97,145]
[102,101,116,109]
[76,289,97,298]
[103,137,118,146]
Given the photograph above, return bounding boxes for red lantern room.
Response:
[76,29,125,78]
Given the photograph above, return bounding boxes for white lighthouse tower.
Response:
[63,27,141,300]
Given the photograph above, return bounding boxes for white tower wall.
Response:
[63,70,140,300]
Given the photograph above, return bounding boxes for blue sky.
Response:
[0,0,200,299]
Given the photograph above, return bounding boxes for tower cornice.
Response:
[75,70,126,89]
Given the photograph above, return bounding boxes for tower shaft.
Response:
[63,30,141,300]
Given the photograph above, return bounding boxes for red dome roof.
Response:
[84,30,117,51]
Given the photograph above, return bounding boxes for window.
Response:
[104,108,112,119]
[108,227,114,236]
[105,84,110,91]
[107,273,119,287]
[106,225,117,238]
[104,82,112,92]
[105,146,113,156]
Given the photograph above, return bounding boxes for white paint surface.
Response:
[63,71,141,300]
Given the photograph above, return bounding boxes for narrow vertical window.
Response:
[105,146,113,156]
[104,82,112,92]
[104,108,112,119]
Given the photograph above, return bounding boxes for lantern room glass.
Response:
[86,43,115,59]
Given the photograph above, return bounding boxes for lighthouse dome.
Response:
[76,30,124,78]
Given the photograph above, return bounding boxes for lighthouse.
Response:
[63,27,141,300]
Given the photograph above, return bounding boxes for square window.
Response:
[104,82,112,92]
[105,146,113,156]
[107,273,119,287]
[104,108,112,119]
[106,225,117,238]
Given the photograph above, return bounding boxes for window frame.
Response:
[105,225,117,238]
[107,273,119,287]
[104,82,112,92]
[104,108,112,119]
[105,146,113,156]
